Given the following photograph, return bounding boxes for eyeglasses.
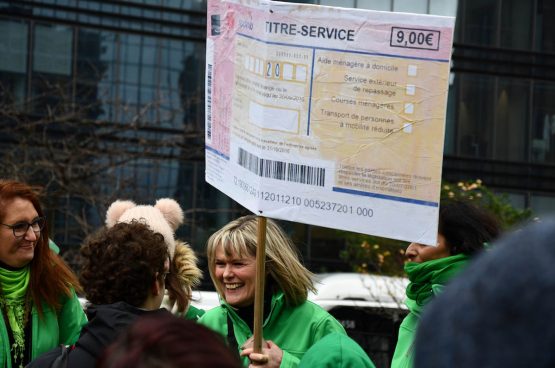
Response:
[0,217,46,238]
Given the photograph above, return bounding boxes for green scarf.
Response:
[0,265,30,368]
[405,254,470,307]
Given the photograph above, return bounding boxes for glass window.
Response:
[453,0,463,43]
[33,24,73,76]
[496,192,526,210]
[76,29,118,121]
[118,34,161,123]
[530,194,555,217]
[458,74,495,158]
[0,20,29,105]
[320,0,354,7]
[193,163,241,251]
[356,0,390,11]
[31,24,74,114]
[535,0,555,53]
[164,0,209,11]
[309,226,350,273]
[429,0,457,16]
[159,39,204,129]
[495,79,529,161]
[500,1,533,50]
[464,0,499,46]
[444,73,458,155]
[0,20,28,74]
[531,83,555,164]
[393,0,427,14]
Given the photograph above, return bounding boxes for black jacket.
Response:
[26,302,169,368]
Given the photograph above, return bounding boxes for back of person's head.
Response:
[105,198,201,315]
[299,333,376,368]
[96,312,242,368]
[438,199,500,255]
[80,220,168,307]
[415,219,555,368]
[206,215,317,306]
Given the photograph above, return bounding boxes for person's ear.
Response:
[151,272,161,297]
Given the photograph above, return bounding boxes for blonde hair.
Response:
[206,215,317,307]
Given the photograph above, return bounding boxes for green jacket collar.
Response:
[404,254,471,311]
[220,290,285,334]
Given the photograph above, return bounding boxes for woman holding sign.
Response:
[198,215,346,368]
[391,200,500,368]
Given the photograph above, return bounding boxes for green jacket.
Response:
[184,305,205,321]
[198,290,347,368]
[392,254,471,368]
[390,284,445,368]
[299,333,376,368]
[0,289,87,368]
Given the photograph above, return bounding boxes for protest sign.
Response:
[205,0,455,246]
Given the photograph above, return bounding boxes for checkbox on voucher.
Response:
[404,103,414,114]
[283,63,294,80]
[406,84,416,95]
[403,123,413,133]
[296,66,307,82]
[408,65,417,76]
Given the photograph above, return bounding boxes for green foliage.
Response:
[339,179,534,276]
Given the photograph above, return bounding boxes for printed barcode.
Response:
[206,63,213,141]
[238,147,325,187]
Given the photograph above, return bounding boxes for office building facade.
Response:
[0,0,554,274]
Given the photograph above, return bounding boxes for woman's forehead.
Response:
[217,242,240,258]
[216,240,252,260]
[2,198,38,222]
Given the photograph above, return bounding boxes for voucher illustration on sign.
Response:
[205,0,455,246]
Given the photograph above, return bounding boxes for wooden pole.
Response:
[253,216,268,354]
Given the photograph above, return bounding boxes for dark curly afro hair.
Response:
[80,220,169,307]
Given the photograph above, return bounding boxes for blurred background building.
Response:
[0,1,553,366]
[0,0,553,276]
[1,0,554,272]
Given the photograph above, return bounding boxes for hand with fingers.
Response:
[240,340,283,367]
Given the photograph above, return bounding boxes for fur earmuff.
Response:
[105,200,136,228]
[155,198,184,231]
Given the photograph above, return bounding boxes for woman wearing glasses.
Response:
[0,180,87,368]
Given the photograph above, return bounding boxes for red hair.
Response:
[0,180,82,318]
[97,313,242,368]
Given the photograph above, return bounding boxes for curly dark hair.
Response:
[80,220,169,307]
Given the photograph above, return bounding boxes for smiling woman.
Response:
[0,180,87,368]
[214,245,258,308]
[198,215,346,368]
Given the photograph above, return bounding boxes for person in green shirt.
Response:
[198,215,346,368]
[0,180,87,368]
[391,199,500,368]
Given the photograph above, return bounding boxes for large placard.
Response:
[205,0,454,246]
